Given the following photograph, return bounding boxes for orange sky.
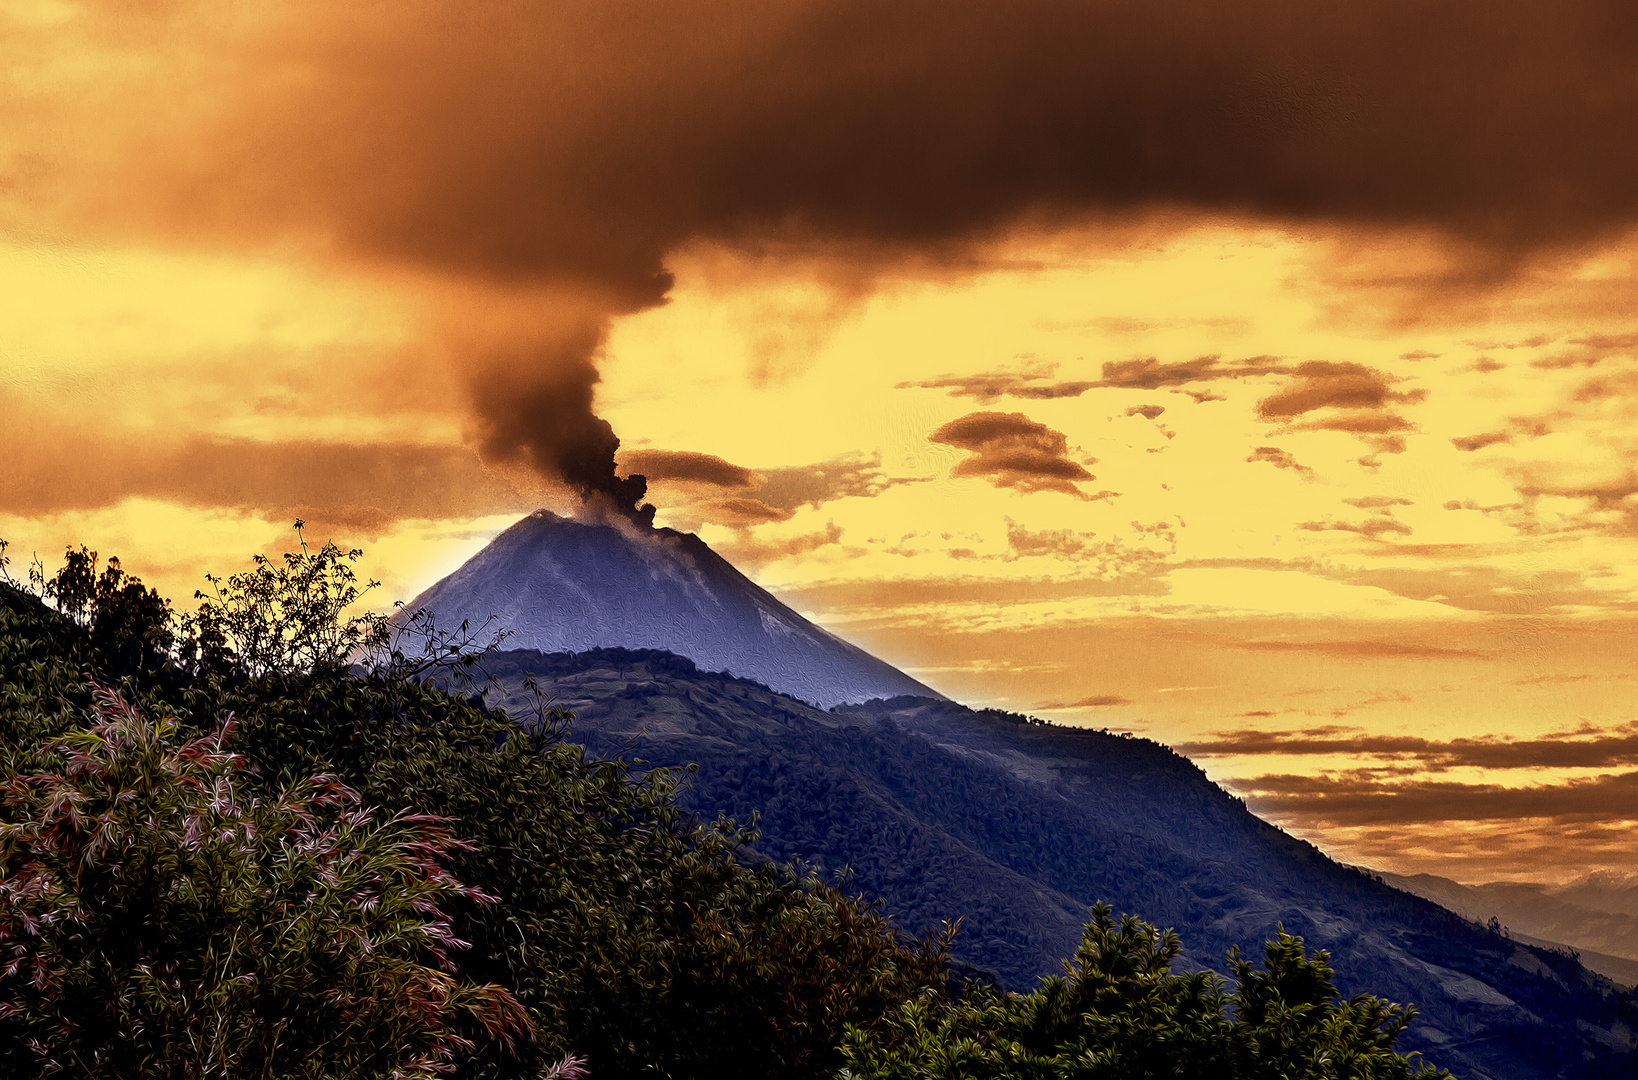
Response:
[5,0,1638,884]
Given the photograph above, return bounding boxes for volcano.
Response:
[404,510,942,708]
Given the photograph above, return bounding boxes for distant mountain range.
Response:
[1383,871,1638,986]
[416,513,1638,1080]
[407,511,939,708]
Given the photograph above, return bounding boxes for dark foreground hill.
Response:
[405,510,941,708]
[480,647,1638,1080]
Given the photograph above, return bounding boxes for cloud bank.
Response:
[17,0,1638,507]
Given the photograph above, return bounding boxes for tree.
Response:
[183,520,388,678]
[36,547,174,677]
[838,903,1449,1080]
[0,684,531,1079]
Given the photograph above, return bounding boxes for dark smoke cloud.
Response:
[40,0,1638,505]
[465,331,651,517]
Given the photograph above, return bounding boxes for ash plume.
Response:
[22,0,1638,507]
[467,333,652,521]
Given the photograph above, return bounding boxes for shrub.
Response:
[183,520,387,678]
[0,685,530,1079]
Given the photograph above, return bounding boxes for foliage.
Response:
[0,684,530,1079]
[0,537,951,1079]
[183,520,388,678]
[0,531,1484,1080]
[196,668,948,1079]
[838,903,1448,1080]
[33,547,174,677]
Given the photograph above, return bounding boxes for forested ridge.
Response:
[0,534,1596,1077]
[486,648,1638,1080]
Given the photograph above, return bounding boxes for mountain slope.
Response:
[407,511,940,708]
[479,647,1638,1080]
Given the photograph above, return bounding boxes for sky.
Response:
[4,0,1638,885]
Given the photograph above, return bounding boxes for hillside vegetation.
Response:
[0,533,1453,1077]
[484,651,1638,1080]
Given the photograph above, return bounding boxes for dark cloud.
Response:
[897,362,1094,403]
[1125,404,1166,419]
[1569,332,1638,350]
[1245,446,1313,476]
[1297,518,1413,539]
[1360,434,1407,456]
[1255,361,1422,420]
[1180,725,1638,771]
[1452,431,1513,452]
[1343,496,1413,509]
[1532,350,1609,369]
[118,2,1638,275]
[930,411,1095,497]
[1517,475,1638,511]
[1463,334,1553,350]
[1471,356,1507,373]
[1291,411,1412,434]
[642,451,931,529]
[900,354,1288,404]
[1572,370,1638,403]
[1096,355,1289,390]
[1399,351,1442,360]
[31,0,1638,506]
[1000,518,1165,571]
[620,449,756,488]
[1233,770,1638,827]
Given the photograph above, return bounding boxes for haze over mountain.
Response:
[1383,871,1638,987]
[406,510,941,709]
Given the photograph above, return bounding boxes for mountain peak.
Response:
[405,511,942,708]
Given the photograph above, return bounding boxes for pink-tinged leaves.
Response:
[0,682,533,1075]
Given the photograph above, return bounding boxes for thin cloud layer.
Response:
[0,424,529,528]
[1181,726,1638,771]
[1237,771,1638,827]
[901,355,1290,401]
